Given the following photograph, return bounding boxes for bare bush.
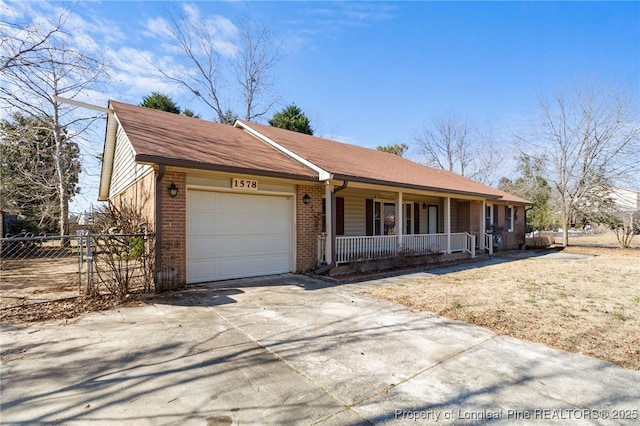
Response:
[87,204,155,299]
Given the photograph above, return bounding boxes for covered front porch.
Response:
[318,232,494,265]
[316,182,496,268]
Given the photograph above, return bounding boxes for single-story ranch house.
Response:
[99,101,530,288]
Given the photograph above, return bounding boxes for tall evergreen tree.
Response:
[268,104,313,135]
[0,113,80,233]
[139,92,181,114]
[377,143,409,157]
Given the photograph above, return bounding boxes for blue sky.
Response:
[3,0,639,212]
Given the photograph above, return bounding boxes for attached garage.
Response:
[187,190,293,283]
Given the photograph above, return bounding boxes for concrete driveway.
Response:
[1,272,639,425]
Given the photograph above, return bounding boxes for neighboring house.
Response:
[609,187,640,212]
[99,101,530,287]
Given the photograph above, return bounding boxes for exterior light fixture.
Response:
[302,193,311,205]
[422,203,427,210]
[168,182,179,198]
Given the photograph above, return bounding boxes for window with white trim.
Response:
[485,204,493,232]
[505,206,514,232]
[371,201,414,235]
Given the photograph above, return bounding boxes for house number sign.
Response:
[231,177,259,191]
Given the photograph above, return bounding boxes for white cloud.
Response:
[143,4,239,58]
[104,46,182,101]
[0,0,22,20]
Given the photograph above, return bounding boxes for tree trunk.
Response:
[562,221,569,247]
[53,104,69,239]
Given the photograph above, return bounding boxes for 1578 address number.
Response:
[232,178,258,190]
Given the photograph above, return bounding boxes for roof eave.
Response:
[329,174,505,200]
[134,154,319,183]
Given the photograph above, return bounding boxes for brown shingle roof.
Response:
[106,101,530,204]
[110,101,317,180]
[237,120,530,202]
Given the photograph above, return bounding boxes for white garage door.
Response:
[187,190,292,283]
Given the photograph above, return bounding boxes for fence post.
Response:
[86,232,93,295]
[77,230,84,295]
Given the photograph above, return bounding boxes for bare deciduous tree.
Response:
[415,115,503,184]
[529,82,640,246]
[234,16,281,121]
[150,6,281,122]
[0,10,108,237]
[0,10,67,71]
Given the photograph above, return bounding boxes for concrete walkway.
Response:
[1,273,639,425]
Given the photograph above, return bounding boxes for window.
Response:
[367,200,415,235]
[383,203,395,235]
[505,206,514,232]
[485,204,493,232]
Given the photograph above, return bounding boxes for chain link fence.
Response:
[1,231,155,310]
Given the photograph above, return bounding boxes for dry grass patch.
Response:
[366,246,640,370]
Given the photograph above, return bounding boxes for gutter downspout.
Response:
[155,164,166,290]
[315,180,348,275]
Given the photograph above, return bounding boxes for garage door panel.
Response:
[219,196,244,213]
[188,191,216,211]
[245,239,287,255]
[189,239,222,259]
[189,260,217,283]
[187,190,292,283]
[189,213,217,235]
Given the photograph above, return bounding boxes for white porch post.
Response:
[395,191,403,248]
[444,196,451,254]
[325,183,333,264]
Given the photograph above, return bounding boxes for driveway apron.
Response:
[1,273,639,425]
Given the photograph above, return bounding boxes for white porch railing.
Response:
[402,233,446,253]
[332,233,476,265]
[484,233,493,255]
[335,235,397,264]
[472,232,494,255]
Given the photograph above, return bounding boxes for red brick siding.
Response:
[495,203,526,250]
[469,201,482,234]
[159,171,186,287]
[456,201,470,232]
[296,184,324,273]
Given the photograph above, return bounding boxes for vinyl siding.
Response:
[109,126,153,199]
[342,194,447,236]
[186,173,296,194]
